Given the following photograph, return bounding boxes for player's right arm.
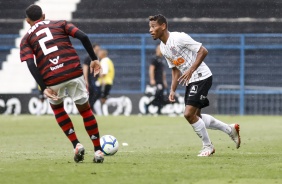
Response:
[176,32,206,85]
[169,67,181,102]
[20,36,58,101]
[149,64,156,86]
[25,59,58,100]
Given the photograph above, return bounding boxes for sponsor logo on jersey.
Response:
[172,57,185,66]
[50,63,64,71]
[49,56,60,64]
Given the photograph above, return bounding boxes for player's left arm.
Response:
[74,30,101,77]
[178,46,208,86]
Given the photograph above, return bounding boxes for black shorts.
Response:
[185,76,212,109]
[100,84,112,99]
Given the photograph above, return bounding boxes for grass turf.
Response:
[0,115,281,184]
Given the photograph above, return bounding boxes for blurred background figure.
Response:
[83,44,101,112]
[94,49,115,115]
[145,44,168,115]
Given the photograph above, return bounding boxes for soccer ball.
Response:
[100,135,119,155]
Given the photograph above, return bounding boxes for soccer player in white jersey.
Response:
[149,14,241,156]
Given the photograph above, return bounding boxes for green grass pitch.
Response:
[0,115,281,184]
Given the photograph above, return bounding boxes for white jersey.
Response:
[160,32,212,83]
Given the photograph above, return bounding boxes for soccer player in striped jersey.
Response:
[149,14,241,156]
[20,4,104,163]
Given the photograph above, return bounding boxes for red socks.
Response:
[50,103,101,151]
[79,107,102,151]
[50,103,79,148]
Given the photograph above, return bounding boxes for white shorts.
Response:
[48,75,89,105]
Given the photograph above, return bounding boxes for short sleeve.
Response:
[83,56,91,65]
[64,21,79,37]
[20,36,34,62]
[100,58,109,75]
[150,57,157,66]
[176,32,202,53]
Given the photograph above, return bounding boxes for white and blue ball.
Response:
[100,135,119,155]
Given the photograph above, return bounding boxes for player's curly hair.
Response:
[149,14,168,28]
[25,4,42,21]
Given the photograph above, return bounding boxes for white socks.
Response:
[191,118,212,146]
[191,114,232,147]
[201,114,231,135]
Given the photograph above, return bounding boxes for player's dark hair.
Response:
[25,4,43,21]
[149,14,168,28]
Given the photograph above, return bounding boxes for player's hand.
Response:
[43,88,58,101]
[90,60,102,77]
[169,90,176,102]
[178,69,193,86]
[150,79,156,86]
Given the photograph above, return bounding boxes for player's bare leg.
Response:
[76,102,104,163]
[184,105,215,156]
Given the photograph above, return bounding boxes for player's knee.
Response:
[74,97,88,105]
[50,102,64,110]
[184,111,196,123]
[76,102,91,114]
[183,111,192,120]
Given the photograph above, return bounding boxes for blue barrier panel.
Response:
[1,33,282,114]
[240,35,245,115]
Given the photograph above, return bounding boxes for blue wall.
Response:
[1,33,282,114]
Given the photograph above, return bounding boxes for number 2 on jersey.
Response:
[36,27,58,55]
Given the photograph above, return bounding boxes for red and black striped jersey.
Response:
[20,20,83,86]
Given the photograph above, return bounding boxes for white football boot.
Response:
[229,124,241,149]
[73,143,85,163]
[197,144,215,157]
[93,150,104,163]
